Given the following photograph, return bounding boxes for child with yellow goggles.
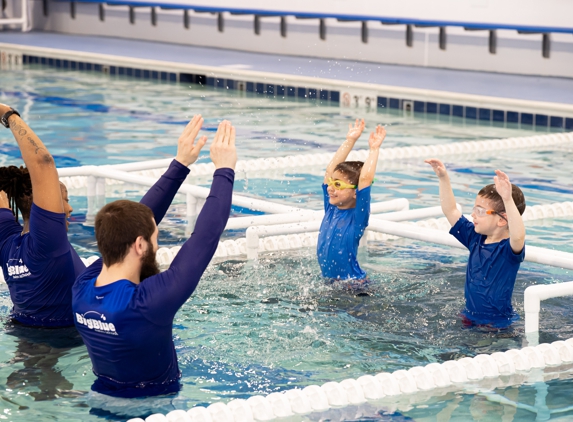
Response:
[317,118,387,284]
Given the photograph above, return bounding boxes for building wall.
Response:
[61,0,573,29]
[15,0,573,78]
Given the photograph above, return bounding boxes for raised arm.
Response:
[140,115,207,224]
[141,121,236,321]
[494,170,525,253]
[324,118,365,183]
[0,104,62,213]
[168,120,236,275]
[358,125,385,190]
[425,159,462,226]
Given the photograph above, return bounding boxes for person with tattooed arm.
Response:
[0,103,84,327]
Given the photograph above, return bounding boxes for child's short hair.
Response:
[478,183,526,215]
[333,161,364,186]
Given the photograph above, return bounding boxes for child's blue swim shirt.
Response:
[72,161,234,398]
[0,204,86,327]
[317,184,371,280]
[450,215,525,327]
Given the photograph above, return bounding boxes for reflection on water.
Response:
[323,376,573,422]
[3,323,84,401]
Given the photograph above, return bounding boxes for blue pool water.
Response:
[0,67,573,421]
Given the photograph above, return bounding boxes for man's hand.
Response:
[425,158,448,178]
[0,191,10,209]
[174,115,208,167]
[368,125,386,149]
[494,169,513,202]
[346,118,365,142]
[210,120,237,170]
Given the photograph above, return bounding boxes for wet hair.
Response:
[333,161,364,186]
[95,200,156,267]
[478,183,526,215]
[0,166,33,220]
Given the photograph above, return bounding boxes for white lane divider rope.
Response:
[1,200,571,285]
[154,201,573,262]
[60,132,573,189]
[127,338,573,422]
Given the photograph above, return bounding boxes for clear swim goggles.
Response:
[472,206,508,222]
[327,177,357,190]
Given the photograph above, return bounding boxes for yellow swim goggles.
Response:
[327,177,357,190]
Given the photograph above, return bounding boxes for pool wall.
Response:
[1,42,573,130]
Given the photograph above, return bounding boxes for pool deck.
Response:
[2,31,573,106]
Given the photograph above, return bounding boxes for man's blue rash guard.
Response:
[72,160,235,398]
[450,215,525,327]
[317,184,371,280]
[0,204,86,327]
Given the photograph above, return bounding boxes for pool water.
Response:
[0,67,573,421]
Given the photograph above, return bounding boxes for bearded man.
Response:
[72,116,236,398]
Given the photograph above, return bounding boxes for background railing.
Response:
[0,0,29,32]
[49,0,573,58]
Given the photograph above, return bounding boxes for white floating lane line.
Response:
[1,200,570,284]
[59,132,573,189]
[205,201,573,264]
[128,338,573,422]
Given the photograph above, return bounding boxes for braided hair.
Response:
[0,166,33,221]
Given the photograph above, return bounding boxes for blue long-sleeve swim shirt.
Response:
[0,202,86,327]
[72,160,234,397]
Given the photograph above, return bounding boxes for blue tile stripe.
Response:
[20,54,572,130]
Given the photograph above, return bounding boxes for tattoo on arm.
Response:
[27,136,45,155]
[11,122,47,155]
[11,123,27,137]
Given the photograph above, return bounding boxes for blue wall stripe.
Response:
[389,98,400,109]
[507,111,519,123]
[426,102,437,114]
[550,116,564,128]
[521,113,534,125]
[439,104,450,115]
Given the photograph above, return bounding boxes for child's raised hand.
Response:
[346,118,365,142]
[493,170,513,201]
[368,125,386,149]
[425,158,448,178]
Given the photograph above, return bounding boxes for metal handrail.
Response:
[0,0,29,31]
[52,0,573,34]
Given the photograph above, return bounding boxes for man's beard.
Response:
[140,246,160,282]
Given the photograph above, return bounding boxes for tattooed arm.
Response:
[0,104,63,213]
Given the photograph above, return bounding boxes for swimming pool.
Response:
[1,67,573,421]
